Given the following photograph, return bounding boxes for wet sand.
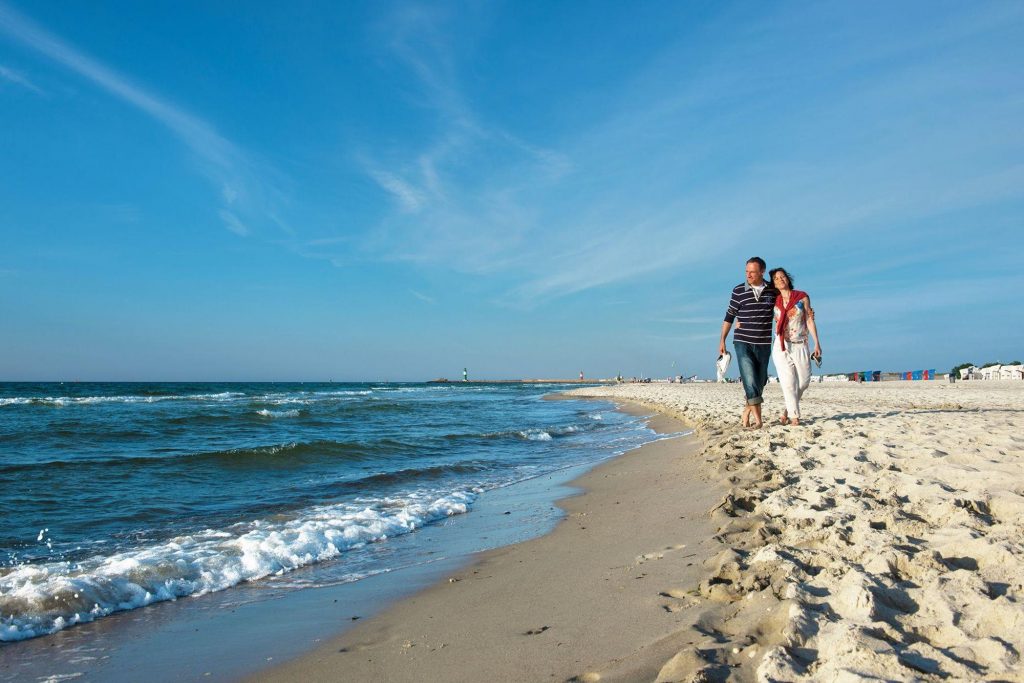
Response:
[253,407,723,682]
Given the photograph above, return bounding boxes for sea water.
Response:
[0,382,664,644]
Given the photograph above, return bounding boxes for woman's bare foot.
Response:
[779,412,790,425]
[790,417,800,425]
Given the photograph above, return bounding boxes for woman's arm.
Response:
[806,295,822,358]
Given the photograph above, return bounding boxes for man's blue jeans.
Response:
[734,341,771,405]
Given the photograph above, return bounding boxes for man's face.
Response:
[746,262,765,285]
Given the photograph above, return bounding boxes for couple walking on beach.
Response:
[718,256,823,428]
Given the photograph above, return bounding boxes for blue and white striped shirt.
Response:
[724,282,777,345]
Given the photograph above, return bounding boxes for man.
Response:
[718,256,777,427]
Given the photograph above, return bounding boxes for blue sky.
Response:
[1,1,1021,381]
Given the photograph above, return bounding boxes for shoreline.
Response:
[256,381,1024,682]
[1,394,685,683]
[252,402,723,682]
[564,382,1024,681]
[17,381,1019,681]
[0,422,643,683]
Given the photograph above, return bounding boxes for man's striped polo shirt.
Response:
[724,282,778,345]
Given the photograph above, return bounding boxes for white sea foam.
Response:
[0,490,474,641]
[0,392,245,407]
[244,390,373,405]
[217,442,299,457]
[518,424,588,440]
[0,389,378,408]
[255,409,301,418]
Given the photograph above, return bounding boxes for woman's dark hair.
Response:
[769,267,793,289]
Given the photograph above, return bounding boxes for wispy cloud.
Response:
[822,275,1011,326]
[369,169,426,213]
[0,63,43,94]
[0,2,280,236]
[410,289,436,304]
[355,1,1023,307]
[354,3,570,277]
[217,210,249,237]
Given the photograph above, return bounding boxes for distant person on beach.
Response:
[719,256,777,428]
[769,267,822,425]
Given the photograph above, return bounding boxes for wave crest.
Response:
[0,490,475,641]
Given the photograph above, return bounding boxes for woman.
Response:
[769,268,822,425]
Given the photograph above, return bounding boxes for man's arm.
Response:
[719,320,733,357]
[720,287,739,356]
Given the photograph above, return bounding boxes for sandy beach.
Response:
[253,409,724,682]
[255,380,1024,682]
[565,381,1024,681]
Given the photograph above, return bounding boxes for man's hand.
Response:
[718,340,726,357]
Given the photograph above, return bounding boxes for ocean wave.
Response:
[517,425,584,440]
[0,439,405,474]
[465,423,593,442]
[325,462,490,493]
[247,390,373,402]
[0,490,475,641]
[0,389,389,409]
[255,408,302,419]
[0,392,245,407]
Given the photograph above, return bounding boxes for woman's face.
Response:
[773,271,790,289]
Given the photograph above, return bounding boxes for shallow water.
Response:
[0,382,659,643]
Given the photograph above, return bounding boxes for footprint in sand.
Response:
[659,588,698,612]
[635,544,687,565]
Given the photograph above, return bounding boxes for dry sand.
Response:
[566,381,1024,682]
[254,381,1024,682]
[253,409,724,683]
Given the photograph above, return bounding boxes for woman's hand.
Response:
[812,348,822,361]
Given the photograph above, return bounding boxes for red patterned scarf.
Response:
[775,290,807,351]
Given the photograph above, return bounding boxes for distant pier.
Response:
[426,378,617,384]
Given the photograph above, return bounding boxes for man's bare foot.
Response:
[741,406,751,428]
[752,405,763,428]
